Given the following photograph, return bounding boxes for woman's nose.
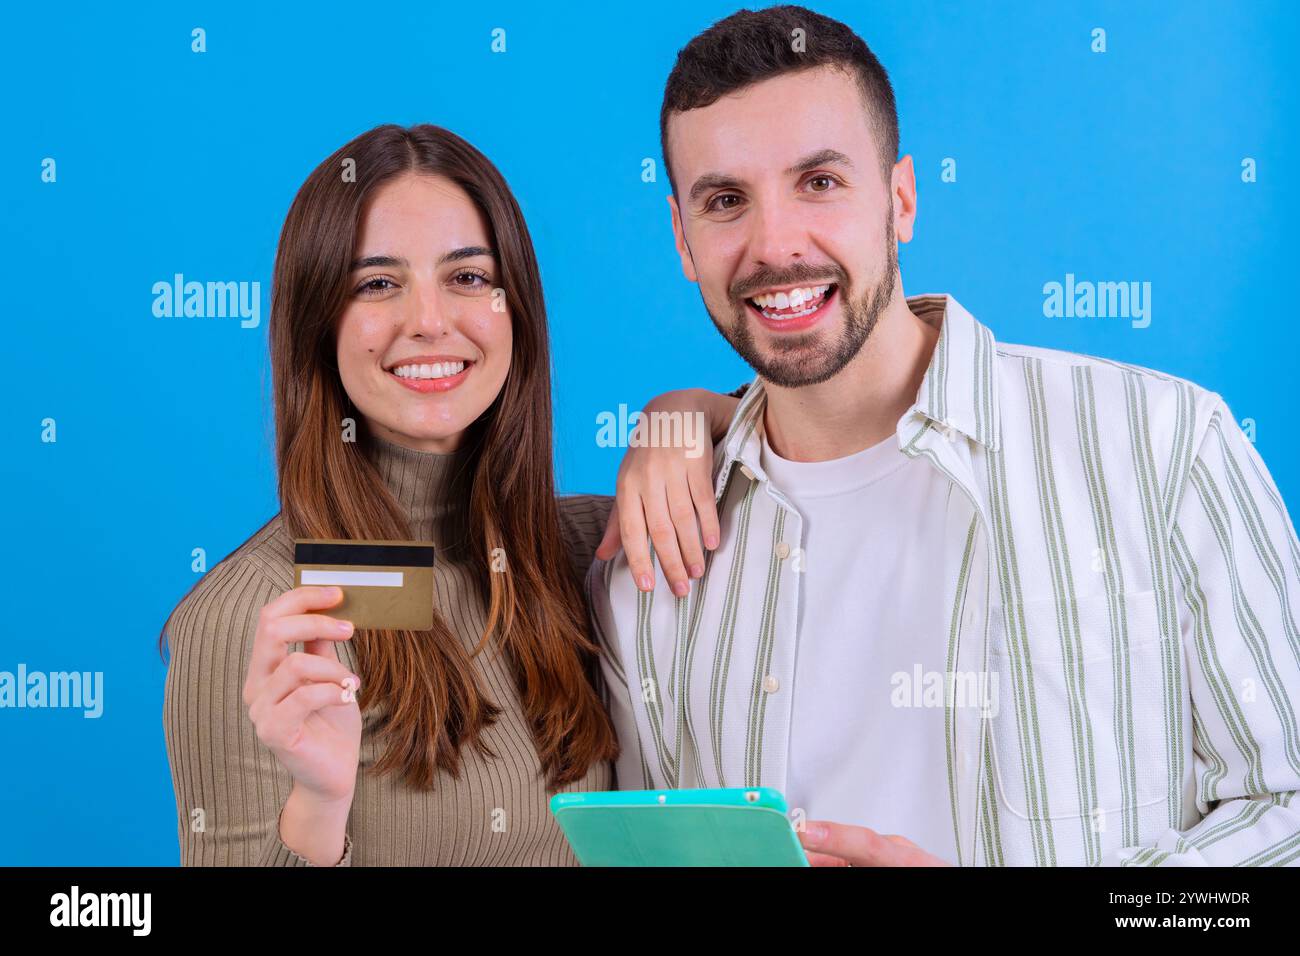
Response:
[406,281,450,337]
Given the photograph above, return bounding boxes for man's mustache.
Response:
[730,264,848,301]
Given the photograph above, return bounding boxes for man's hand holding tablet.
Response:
[798,821,953,867]
[550,787,809,866]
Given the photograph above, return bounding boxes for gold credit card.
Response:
[293,539,436,631]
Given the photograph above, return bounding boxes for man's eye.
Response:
[706,193,743,213]
[807,175,838,192]
[356,276,397,296]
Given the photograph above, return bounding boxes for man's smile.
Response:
[744,282,838,333]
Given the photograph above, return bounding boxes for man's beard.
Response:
[704,213,897,389]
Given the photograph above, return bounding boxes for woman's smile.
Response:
[384,355,475,393]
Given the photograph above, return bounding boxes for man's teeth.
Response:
[392,361,466,380]
[750,284,832,315]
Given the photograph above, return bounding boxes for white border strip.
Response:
[300,570,404,587]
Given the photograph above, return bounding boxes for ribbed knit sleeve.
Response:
[163,439,614,866]
[162,553,353,867]
[556,494,615,582]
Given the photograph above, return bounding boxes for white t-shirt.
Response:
[759,429,959,862]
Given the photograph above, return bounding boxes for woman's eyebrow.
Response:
[350,254,406,271]
[438,245,495,264]
[349,247,495,272]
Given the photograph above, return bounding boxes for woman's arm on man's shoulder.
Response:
[593,387,744,596]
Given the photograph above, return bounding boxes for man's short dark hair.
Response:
[659,5,899,195]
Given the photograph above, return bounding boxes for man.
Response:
[589,5,1300,866]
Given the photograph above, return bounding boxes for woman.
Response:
[160,123,737,866]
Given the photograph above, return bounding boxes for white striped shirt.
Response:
[589,293,1300,866]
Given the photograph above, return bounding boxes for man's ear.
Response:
[892,154,917,245]
[667,194,699,283]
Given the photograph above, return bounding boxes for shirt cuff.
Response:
[257,808,354,866]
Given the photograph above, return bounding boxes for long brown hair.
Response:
[162,124,617,789]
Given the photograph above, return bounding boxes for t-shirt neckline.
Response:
[759,430,911,499]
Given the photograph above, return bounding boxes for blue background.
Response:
[1,1,1296,864]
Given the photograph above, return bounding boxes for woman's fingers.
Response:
[665,474,705,582]
[253,652,358,716]
[616,479,655,592]
[609,422,724,594]
[687,461,722,553]
[595,501,623,561]
[248,611,353,691]
[642,483,689,597]
[266,611,354,650]
[246,586,352,704]
[253,682,358,751]
[263,584,346,620]
[613,468,717,595]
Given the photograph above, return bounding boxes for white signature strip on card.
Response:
[300,570,405,587]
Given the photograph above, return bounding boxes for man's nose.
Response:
[746,199,807,268]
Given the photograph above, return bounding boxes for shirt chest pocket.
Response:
[986,587,1175,822]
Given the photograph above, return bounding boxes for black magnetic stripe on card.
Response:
[294,542,436,568]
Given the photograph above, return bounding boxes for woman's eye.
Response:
[356,276,397,296]
[452,270,490,289]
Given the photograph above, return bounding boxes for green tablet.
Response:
[549,787,810,867]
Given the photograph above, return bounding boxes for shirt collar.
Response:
[714,293,1002,496]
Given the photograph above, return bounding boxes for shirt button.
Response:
[775,541,791,560]
[762,674,780,694]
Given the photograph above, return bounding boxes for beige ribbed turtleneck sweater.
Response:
[162,435,614,866]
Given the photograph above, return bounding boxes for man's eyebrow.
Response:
[688,173,744,205]
[349,246,495,271]
[786,149,855,175]
[686,150,856,205]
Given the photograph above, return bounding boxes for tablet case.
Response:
[550,787,809,867]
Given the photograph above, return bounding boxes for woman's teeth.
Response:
[749,284,832,319]
[392,361,466,380]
